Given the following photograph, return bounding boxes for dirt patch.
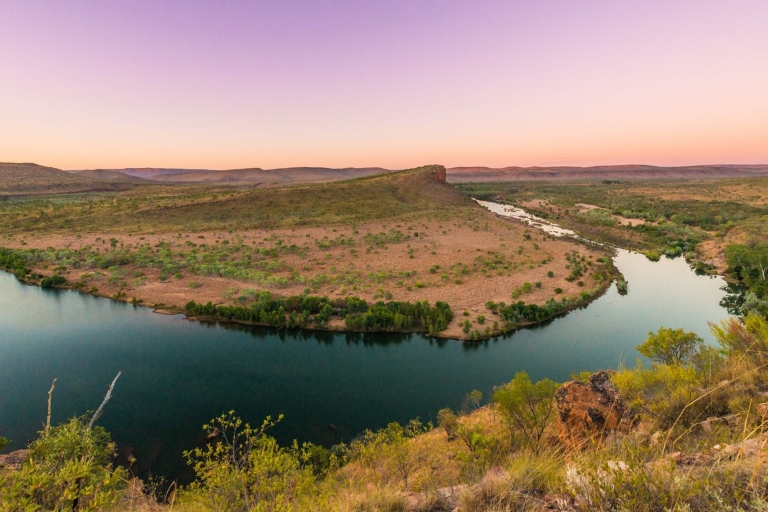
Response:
[5,210,611,340]
[576,203,649,226]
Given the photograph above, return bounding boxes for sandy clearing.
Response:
[4,213,611,340]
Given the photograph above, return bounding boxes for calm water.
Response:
[0,248,731,480]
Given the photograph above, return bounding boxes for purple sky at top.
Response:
[1,0,767,169]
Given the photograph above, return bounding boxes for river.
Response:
[0,203,733,481]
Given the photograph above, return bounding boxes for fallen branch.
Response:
[46,378,56,433]
[88,372,121,430]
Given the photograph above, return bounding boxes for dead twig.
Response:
[88,372,121,430]
[46,378,56,433]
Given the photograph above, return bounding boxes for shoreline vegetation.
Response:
[0,165,620,340]
[6,316,768,510]
[460,178,768,315]
[0,247,615,341]
[6,165,768,509]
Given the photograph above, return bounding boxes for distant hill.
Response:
[74,169,149,182]
[79,166,395,186]
[90,168,210,178]
[123,165,464,230]
[0,163,139,196]
[446,164,768,182]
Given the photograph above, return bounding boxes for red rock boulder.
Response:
[555,371,635,449]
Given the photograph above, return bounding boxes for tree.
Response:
[181,411,315,510]
[726,243,768,294]
[637,327,703,366]
[436,408,458,440]
[463,389,483,412]
[493,372,558,453]
[349,420,429,491]
[0,417,128,511]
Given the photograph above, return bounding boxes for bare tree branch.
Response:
[88,372,121,430]
[46,378,57,433]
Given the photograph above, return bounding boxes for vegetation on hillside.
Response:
[7,315,768,510]
[184,294,454,334]
[459,178,768,307]
[1,166,469,234]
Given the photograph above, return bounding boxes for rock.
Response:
[758,402,768,421]
[0,449,29,470]
[667,451,709,466]
[542,493,577,511]
[555,371,635,449]
[403,484,468,511]
[701,413,740,432]
[606,460,629,472]
[716,435,768,459]
[433,166,447,183]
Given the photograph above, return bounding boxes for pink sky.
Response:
[1,0,767,170]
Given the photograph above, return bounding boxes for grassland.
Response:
[0,162,140,196]
[459,177,768,268]
[0,165,616,339]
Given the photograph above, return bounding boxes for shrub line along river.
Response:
[0,201,732,481]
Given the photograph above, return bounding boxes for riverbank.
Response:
[0,205,616,340]
[0,235,732,483]
[0,260,616,341]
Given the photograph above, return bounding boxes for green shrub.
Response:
[0,417,128,510]
[40,274,66,288]
[642,250,661,262]
[637,327,703,365]
[493,372,558,453]
[179,412,315,510]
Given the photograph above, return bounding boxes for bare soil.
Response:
[7,213,609,340]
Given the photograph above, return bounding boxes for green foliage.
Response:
[636,327,704,365]
[0,247,30,277]
[436,408,458,440]
[493,372,558,453]
[346,420,430,491]
[0,417,128,511]
[185,295,453,334]
[726,243,768,298]
[180,411,316,510]
[612,362,703,427]
[499,286,602,325]
[741,290,768,318]
[40,274,67,288]
[458,179,754,256]
[463,389,483,413]
[642,250,660,262]
[0,436,8,453]
[712,313,768,358]
[344,300,453,334]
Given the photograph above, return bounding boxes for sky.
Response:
[1,0,767,170]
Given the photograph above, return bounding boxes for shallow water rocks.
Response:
[555,371,635,448]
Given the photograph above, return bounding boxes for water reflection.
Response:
[0,236,732,481]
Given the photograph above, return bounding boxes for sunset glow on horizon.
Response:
[2,0,767,170]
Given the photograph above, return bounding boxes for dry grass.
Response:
[0,162,138,196]
[0,165,611,340]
